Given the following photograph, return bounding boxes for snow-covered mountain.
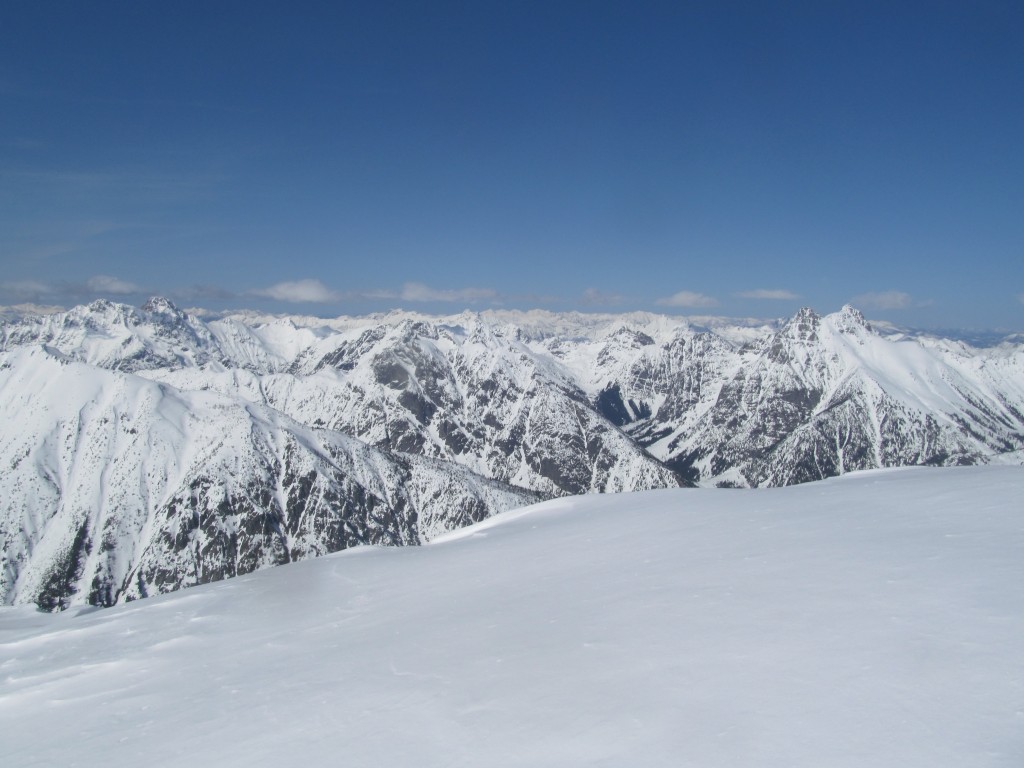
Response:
[2,300,683,496]
[6,298,1021,490]
[2,298,1023,610]
[619,306,1024,485]
[0,346,536,609]
[3,466,1022,766]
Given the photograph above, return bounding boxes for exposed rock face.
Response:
[637,305,1022,486]
[3,299,1023,609]
[0,346,537,610]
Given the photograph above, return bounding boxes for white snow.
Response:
[2,466,1021,767]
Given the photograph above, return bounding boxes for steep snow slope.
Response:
[1,466,1021,767]
[150,315,684,495]
[0,346,536,609]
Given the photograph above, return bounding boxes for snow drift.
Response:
[1,466,1021,767]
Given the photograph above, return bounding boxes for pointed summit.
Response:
[832,305,873,335]
[87,298,115,312]
[141,296,179,314]
[781,306,821,342]
[763,307,821,363]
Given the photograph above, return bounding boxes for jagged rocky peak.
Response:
[87,298,116,313]
[832,304,873,334]
[764,307,821,362]
[78,297,133,323]
[66,296,186,335]
[392,317,440,344]
[141,296,183,316]
[608,325,656,347]
[783,306,821,339]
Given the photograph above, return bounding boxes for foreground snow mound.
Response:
[2,466,1021,767]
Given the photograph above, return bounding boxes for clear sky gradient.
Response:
[2,2,1022,330]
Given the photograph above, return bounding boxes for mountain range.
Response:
[2,297,1022,609]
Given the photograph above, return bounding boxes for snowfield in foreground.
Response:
[2,466,1022,767]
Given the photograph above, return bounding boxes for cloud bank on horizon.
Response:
[0,273,955,332]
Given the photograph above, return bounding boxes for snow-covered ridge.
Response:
[3,297,1023,490]
[0,345,537,609]
[3,466,1021,766]
[2,298,1023,610]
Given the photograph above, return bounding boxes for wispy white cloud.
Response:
[736,289,799,300]
[655,290,718,308]
[1017,293,1024,305]
[87,275,144,295]
[252,279,340,304]
[393,284,497,305]
[850,291,914,310]
[581,288,624,307]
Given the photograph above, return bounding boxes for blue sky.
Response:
[2,2,1022,330]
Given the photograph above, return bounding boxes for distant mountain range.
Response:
[3,298,1022,609]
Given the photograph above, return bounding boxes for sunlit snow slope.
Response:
[2,466,1021,767]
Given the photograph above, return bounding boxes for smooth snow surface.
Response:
[2,467,1022,767]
